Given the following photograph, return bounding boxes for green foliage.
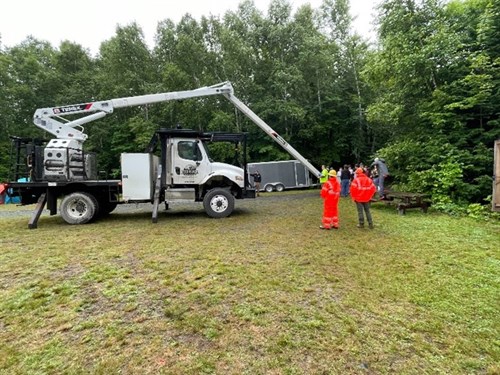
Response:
[206,110,234,132]
[0,142,10,182]
[365,0,499,213]
[377,135,494,216]
[410,159,465,206]
[205,142,241,165]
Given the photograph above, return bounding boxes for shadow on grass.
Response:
[96,206,256,224]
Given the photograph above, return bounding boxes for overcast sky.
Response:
[0,0,378,55]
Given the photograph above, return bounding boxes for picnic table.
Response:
[381,191,430,215]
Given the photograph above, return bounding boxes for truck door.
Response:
[172,139,211,185]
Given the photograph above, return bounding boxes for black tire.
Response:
[275,184,285,192]
[203,188,235,218]
[264,184,274,193]
[60,192,99,225]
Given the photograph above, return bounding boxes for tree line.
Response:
[0,0,498,211]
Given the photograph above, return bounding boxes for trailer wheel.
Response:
[264,184,274,193]
[60,192,98,225]
[203,188,234,218]
[275,184,285,192]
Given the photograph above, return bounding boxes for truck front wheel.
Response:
[60,192,98,225]
[203,188,235,218]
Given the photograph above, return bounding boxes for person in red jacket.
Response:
[320,169,341,229]
[350,167,377,228]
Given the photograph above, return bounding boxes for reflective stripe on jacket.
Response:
[350,175,376,202]
[321,178,340,200]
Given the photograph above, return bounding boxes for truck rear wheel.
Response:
[60,192,98,225]
[203,188,234,218]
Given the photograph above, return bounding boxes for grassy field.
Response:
[0,191,499,374]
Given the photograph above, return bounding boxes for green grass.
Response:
[0,191,499,374]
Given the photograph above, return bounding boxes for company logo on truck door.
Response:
[53,104,92,114]
[182,165,199,176]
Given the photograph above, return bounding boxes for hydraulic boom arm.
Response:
[33,83,232,141]
[33,82,320,177]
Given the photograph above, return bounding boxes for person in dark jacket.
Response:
[371,157,389,198]
[340,164,351,197]
[250,170,262,197]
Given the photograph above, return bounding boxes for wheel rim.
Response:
[209,194,229,213]
[67,198,89,219]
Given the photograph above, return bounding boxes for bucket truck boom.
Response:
[9,82,320,228]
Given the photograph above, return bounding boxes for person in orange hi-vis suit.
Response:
[320,169,341,229]
[350,167,377,229]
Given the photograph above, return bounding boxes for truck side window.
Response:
[178,141,201,161]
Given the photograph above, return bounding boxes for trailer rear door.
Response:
[295,162,308,186]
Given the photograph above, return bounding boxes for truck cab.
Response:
[171,139,209,185]
[121,128,253,219]
[168,138,243,190]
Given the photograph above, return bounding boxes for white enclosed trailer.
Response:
[248,160,317,192]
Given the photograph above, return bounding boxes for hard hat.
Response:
[328,169,337,177]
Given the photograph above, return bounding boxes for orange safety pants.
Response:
[322,198,339,228]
